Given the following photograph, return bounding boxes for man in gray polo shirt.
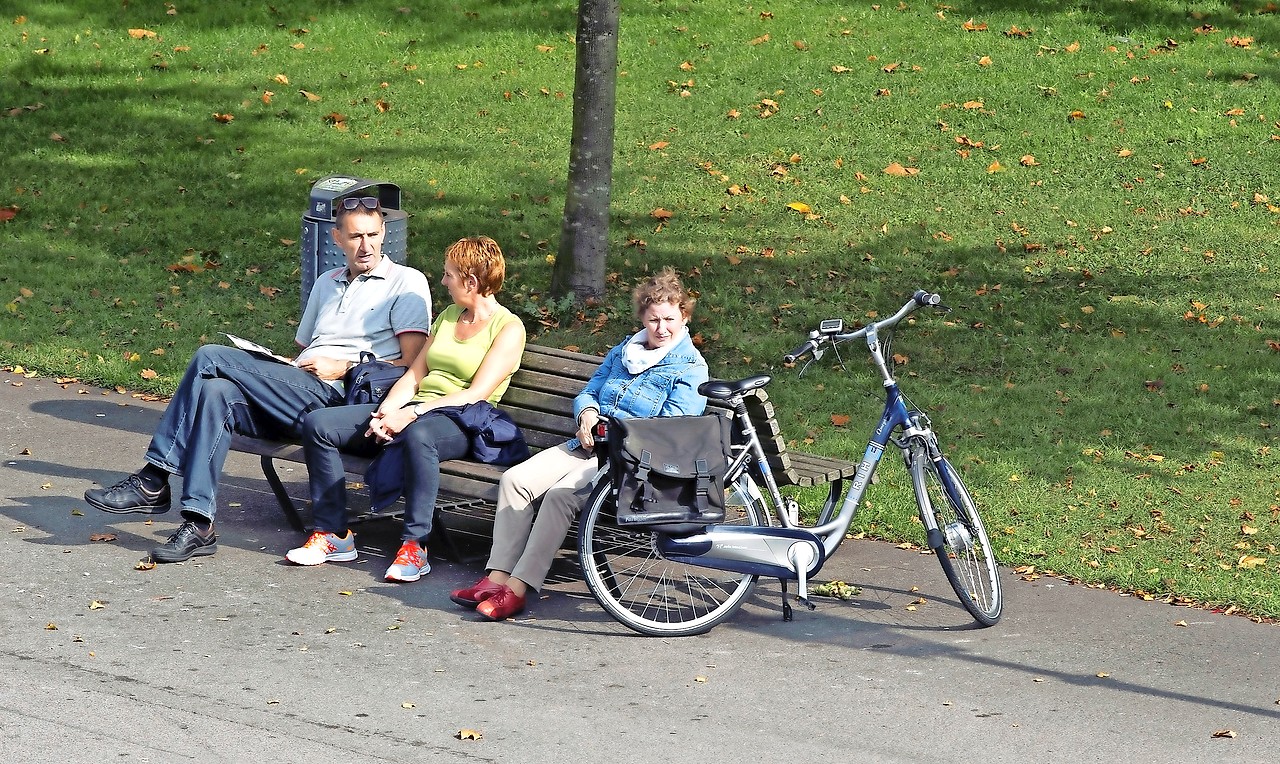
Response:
[84,197,432,563]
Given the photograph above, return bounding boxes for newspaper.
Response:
[223,333,296,365]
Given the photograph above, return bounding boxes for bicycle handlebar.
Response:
[783,334,821,365]
[783,289,944,363]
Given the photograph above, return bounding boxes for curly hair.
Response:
[444,235,506,295]
[632,266,694,319]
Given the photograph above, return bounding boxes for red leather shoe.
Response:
[475,586,526,621]
[449,576,504,608]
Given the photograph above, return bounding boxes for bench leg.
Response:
[429,507,488,564]
[260,455,306,533]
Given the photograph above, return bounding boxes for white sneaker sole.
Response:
[384,566,427,582]
[286,549,358,566]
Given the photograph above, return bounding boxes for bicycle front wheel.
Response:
[578,472,770,637]
[910,451,1003,626]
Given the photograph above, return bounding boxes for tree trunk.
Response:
[551,0,620,303]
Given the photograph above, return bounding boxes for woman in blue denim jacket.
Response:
[452,267,709,620]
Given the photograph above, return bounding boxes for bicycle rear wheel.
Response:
[578,472,771,637]
[910,450,1003,626]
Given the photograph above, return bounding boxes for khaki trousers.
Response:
[486,444,599,592]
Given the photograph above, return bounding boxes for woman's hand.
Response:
[367,405,418,443]
[576,408,600,450]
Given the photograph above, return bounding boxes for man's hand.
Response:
[296,356,350,381]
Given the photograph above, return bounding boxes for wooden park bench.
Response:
[229,343,858,559]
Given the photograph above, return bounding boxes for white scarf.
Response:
[622,329,682,374]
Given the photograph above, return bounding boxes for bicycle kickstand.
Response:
[778,579,817,622]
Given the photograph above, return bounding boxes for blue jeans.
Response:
[145,345,344,521]
[302,406,469,544]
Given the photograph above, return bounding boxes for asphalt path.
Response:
[1,370,1276,763]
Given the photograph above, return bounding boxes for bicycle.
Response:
[576,290,1003,636]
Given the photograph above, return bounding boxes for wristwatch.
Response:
[412,402,429,417]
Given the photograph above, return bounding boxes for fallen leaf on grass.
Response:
[128,28,157,39]
[883,162,919,176]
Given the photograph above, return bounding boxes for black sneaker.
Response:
[85,474,171,515]
[151,520,217,563]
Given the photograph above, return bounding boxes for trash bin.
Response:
[300,175,409,310]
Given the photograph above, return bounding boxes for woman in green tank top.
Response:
[287,236,526,582]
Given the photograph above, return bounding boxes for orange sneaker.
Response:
[384,540,429,582]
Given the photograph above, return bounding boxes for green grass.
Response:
[2,0,1279,619]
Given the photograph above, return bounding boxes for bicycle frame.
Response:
[746,321,942,561]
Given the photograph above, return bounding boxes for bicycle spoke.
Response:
[579,474,769,636]
[914,452,1002,626]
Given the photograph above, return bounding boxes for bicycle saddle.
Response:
[698,375,771,400]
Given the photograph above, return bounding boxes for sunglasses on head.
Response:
[338,196,381,211]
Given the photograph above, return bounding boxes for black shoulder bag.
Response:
[607,414,733,534]
[343,351,407,406]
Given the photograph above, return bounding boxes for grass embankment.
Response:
[2,1,1277,618]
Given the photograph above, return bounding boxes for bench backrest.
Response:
[499,344,601,451]
[498,344,819,487]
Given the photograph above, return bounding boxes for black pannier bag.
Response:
[344,351,408,406]
[606,414,733,533]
